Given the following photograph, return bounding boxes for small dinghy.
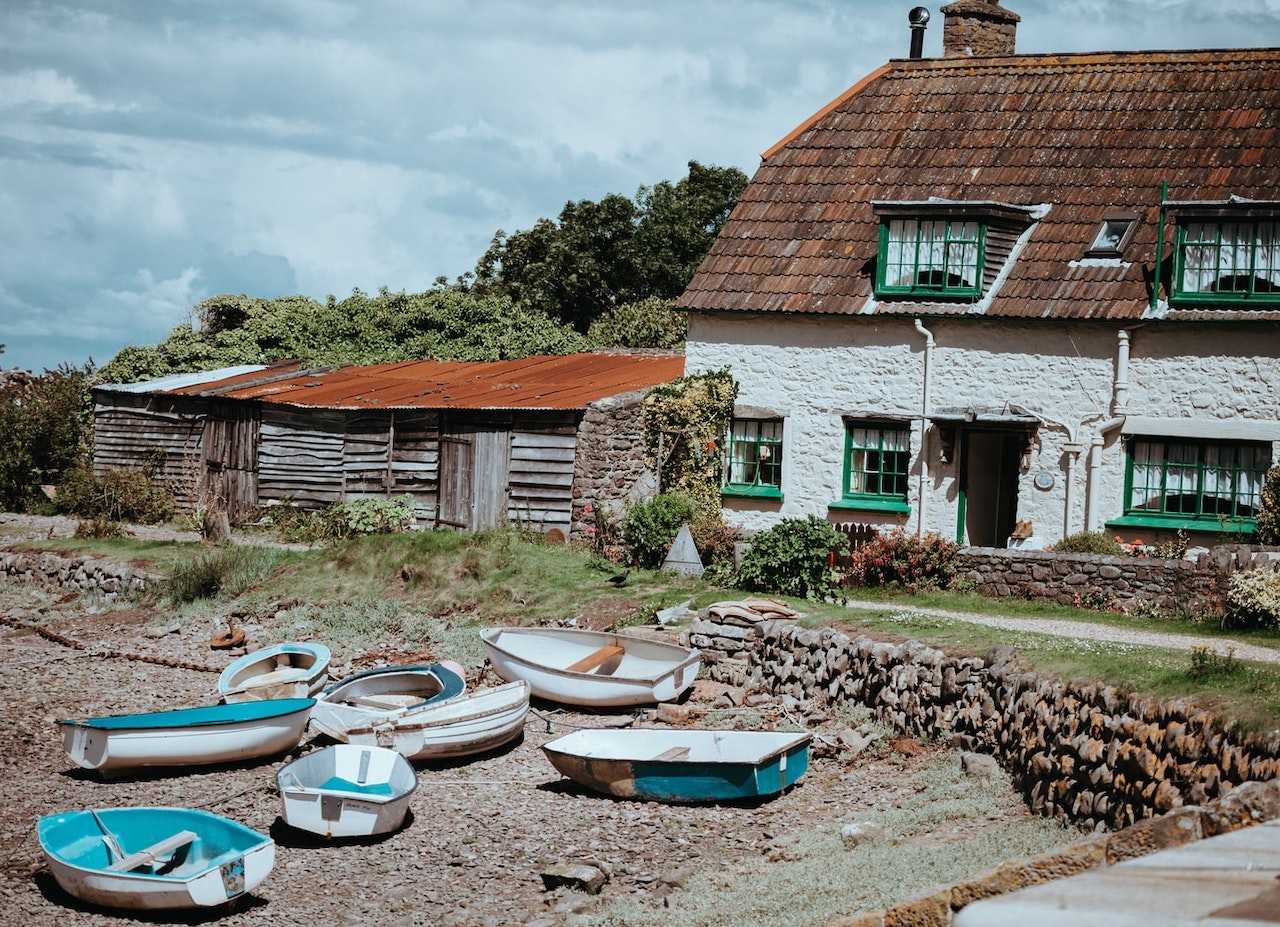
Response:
[60,698,314,775]
[310,662,466,737]
[277,745,416,838]
[542,729,812,802]
[37,807,274,910]
[217,642,331,703]
[323,681,531,761]
[481,627,700,707]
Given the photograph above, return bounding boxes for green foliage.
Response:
[738,517,847,600]
[166,546,280,603]
[96,289,588,385]
[56,465,175,524]
[845,530,961,592]
[690,508,740,565]
[1258,465,1280,545]
[587,297,687,349]
[472,161,748,330]
[0,365,93,511]
[640,370,737,520]
[623,493,695,568]
[1188,645,1243,681]
[259,496,416,544]
[1052,531,1127,556]
[74,516,127,539]
[1224,569,1280,630]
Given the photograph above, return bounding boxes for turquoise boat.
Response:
[38,807,275,910]
[542,729,812,802]
[60,698,314,775]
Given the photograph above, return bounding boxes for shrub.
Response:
[737,516,847,600]
[74,516,127,539]
[166,546,280,603]
[845,529,960,592]
[56,465,175,524]
[1187,645,1243,681]
[587,297,687,349]
[261,496,417,544]
[1051,531,1127,556]
[690,509,740,565]
[1258,465,1280,545]
[1224,569,1280,630]
[0,364,93,511]
[623,493,695,568]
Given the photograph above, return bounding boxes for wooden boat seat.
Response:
[652,746,691,761]
[241,667,308,688]
[565,644,625,674]
[107,830,197,872]
[349,694,422,710]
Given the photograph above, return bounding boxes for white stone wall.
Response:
[686,311,1280,543]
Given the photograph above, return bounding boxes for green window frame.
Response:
[833,423,911,513]
[1172,219,1280,305]
[875,218,986,299]
[1110,437,1271,534]
[722,418,783,499]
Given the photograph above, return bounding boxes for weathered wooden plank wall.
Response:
[202,399,260,520]
[390,411,440,523]
[257,406,345,508]
[92,393,206,509]
[507,412,578,536]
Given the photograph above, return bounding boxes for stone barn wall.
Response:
[570,389,657,539]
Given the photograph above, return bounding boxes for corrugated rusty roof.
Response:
[680,48,1280,321]
[163,353,684,410]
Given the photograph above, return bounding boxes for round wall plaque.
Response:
[1033,471,1055,491]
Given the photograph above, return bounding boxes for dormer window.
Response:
[1166,198,1280,305]
[1087,216,1136,257]
[871,200,1043,302]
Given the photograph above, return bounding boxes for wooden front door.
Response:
[201,400,260,523]
[471,428,511,530]
[436,430,474,529]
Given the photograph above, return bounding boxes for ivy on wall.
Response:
[639,369,737,519]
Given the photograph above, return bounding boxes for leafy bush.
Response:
[259,496,417,544]
[166,546,280,603]
[690,509,740,565]
[845,530,960,592]
[56,465,175,524]
[0,364,93,511]
[74,516,127,539]
[587,298,687,349]
[1051,531,1127,556]
[623,493,695,568]
[1187,645,1243,680]
[1258,465,1280,545]
[737,517,847,600]
[1224,569,1280,630]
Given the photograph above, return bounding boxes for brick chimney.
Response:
[940,0,1019,57]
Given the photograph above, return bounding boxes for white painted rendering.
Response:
[686,311,1280,544]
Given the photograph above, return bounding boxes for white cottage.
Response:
[679,2,1280,548]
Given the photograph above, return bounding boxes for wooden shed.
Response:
[92,354,683,536]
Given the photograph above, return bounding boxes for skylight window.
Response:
[1087,217,1136,257]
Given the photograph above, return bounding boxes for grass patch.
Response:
[165,546,283,603]
[12,536,208,569]
[580,754,1072,927]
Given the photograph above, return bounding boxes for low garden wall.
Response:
[689,615,1279,833]
[0,550,156,597]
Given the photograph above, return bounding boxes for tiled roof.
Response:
[154,353,685,411]
[679,48,1280,321]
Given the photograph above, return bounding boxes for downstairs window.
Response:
[723,418,783,498]
[1120,437,1271,532]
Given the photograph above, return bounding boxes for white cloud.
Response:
[0,68,95,108]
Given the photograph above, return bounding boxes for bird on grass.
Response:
[607,569,630,588]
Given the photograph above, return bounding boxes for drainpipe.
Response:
[913,320,934,540]
[1112,330,1131,415]
[1085,328,1134,531]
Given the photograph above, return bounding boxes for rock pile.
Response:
[746,621,1279,831]
[687,598,799,688]
[0,550,156,597]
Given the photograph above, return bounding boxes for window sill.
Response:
[874,289,981,302]
[1170,292,1280,307]
[829,496,910,514]
[1105,514,1257,535]
[721,485,783,501]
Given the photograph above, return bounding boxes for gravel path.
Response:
[0,512,309,550]
[841,598,1280,665]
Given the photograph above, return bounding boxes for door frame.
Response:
[954,424,1027,548]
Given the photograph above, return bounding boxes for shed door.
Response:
[202,401,260,523]
[471,428,511,530]
[436,431,474,529]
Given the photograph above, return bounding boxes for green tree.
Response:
[0,364,94,510]
[587,297,687,349]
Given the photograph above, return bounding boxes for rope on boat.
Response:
[0,613,221,673]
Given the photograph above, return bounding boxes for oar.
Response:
[89,810,125,863]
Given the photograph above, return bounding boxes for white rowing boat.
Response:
[309,662,466,738]
[277,745,417,838]
[60,699,314,776]
[217,642,331,703]
[480,627,701,707]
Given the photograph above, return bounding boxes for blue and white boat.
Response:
[310,662,467,737]
[542,729,812,803]
[60,699,314,775]
[217,642,331,703]
[37,807,275,910]
[277,744,417,838]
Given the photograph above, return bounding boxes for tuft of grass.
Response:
[165,546,282,603]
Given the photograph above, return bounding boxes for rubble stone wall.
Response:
[690,616,1280,833]
[570,389,657,539]
[0,550,155,597]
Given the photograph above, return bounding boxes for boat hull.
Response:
[218,643,331,704]
[61,702,313,775]
[38,808,274,911]
[481,628,700,707]
[277,746,416,838]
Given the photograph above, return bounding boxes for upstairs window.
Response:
[1086,216,1136,257]
[876,219,985,299]
[1173,219,1280,304]
[1126,437,1270,528]
[723,418,783,498]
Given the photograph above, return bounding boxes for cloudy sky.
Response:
[3,0,1279,371]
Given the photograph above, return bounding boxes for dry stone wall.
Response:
[0,550,155,597]
[570,389,656,539]
[690,615,1279,832]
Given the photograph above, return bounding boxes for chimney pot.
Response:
[908,7,930,59]
[939,0,1019,57]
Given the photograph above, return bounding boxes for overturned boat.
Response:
[60,698,314,775]
[37,807,275,910]
[480,627,700,707]
[277,744,417,838]
[542,729,812,802]
[217,642,331,703]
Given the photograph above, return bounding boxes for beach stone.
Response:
[961,752,1000,780]
[540,862,608,895]
[841,821,886,848]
